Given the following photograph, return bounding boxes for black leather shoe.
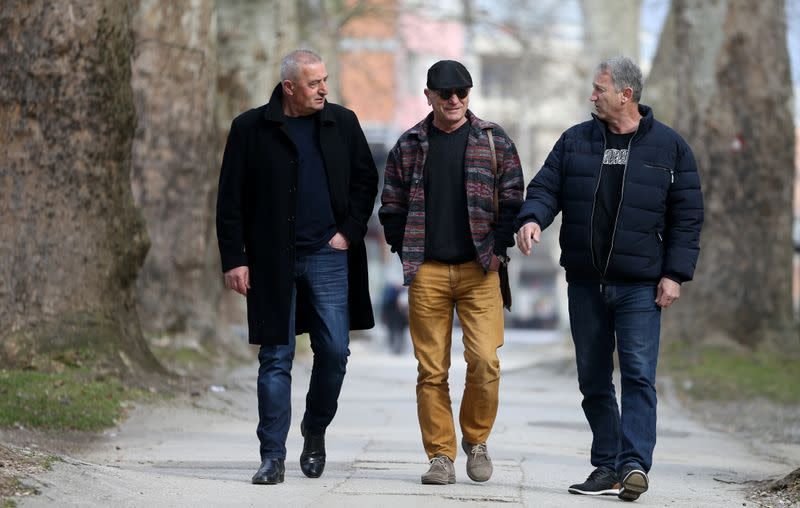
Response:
[618,464,649,501]
[299,423,326,478]
[252,458,285,484]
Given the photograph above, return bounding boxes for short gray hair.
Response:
[597,56,643,103]
[280,49,323,82]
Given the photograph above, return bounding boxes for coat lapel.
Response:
[318,104,343,211]
[318,103,339,178]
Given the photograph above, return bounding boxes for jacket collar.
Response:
[408,109,492,141]
[592,103,654,137]
[262,82,336,125]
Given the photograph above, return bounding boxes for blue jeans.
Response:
[256,244,350,460]
[567,283,661,473]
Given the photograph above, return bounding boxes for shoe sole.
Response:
[618,470,648,501]
[301,469,324,478]
[466,470,492,483]
[568,486,620,496]
[252,473,284,485]
[421,475,456,485]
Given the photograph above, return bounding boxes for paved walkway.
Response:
[20,331,796,507]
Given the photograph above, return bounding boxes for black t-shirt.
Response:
[423,122,476,264]
[592,126,634,273]
[284,114,337,255]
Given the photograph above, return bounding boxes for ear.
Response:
[621,86,633,103]
[282,80,293,96]
[424,88,432,106]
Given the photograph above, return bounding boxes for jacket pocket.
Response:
[649,231,664,266]
[644,162,674,184]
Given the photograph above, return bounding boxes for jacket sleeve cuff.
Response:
[515,216,540,231]
[221,253,248,273]
[663,273,684,284]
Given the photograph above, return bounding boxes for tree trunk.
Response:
[647,0,797,349]
[130,0,220,346]
[0,1,163,374]
[580,0,641,64]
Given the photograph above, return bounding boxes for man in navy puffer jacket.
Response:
[517,56,703,502]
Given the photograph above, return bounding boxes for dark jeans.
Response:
[256,244,350,460]
[567,283,661,473]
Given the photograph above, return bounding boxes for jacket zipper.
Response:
[589,121,642,283]
[602,125,639,279]
[589,131,607,277]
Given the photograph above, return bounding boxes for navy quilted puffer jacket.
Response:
[517,105,704,284]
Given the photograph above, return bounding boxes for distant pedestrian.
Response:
[216,49,378,485]
[379,60,524,485]
[381,277,409,354]
[516,56,704,501]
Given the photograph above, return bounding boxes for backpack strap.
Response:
[485,128,498,224]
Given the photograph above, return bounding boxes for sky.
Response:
[788,0,800,121]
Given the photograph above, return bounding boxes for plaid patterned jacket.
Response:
[379,110,524,286]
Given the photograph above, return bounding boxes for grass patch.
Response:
[0,369,145,432]
[41,455,60,471]
[661,341,800,404]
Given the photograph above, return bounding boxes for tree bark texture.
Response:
[130,0,220,343]
[647,0,797,348]
[0,1,162,373]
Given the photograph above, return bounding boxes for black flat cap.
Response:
[426,60,473,89]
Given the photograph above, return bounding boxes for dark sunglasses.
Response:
[434,87,470,100]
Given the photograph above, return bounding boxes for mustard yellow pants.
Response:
[408,260,504,460]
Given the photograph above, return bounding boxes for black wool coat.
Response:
[216,84,379,345]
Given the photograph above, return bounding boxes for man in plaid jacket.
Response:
[379,60,524,485]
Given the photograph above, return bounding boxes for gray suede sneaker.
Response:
[421,455,456,484]
[462,439,493,482]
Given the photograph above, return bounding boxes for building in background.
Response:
[338,1,471,318]
[468,7,585,329]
